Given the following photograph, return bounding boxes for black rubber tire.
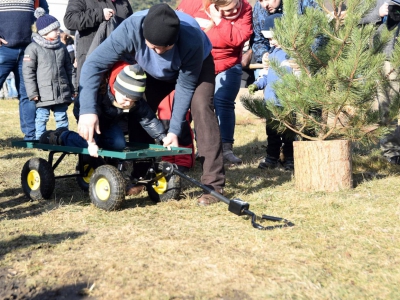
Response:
[21,158,55,200]
[89,165,125,211]
[147,173,181,202]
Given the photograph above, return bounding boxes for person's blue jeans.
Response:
[6,76,18,98]
[0,46,36,139]
[61,123,126,151]
[35,104,70,140]
[214,64,242,144]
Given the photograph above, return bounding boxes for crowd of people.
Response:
[0,0,399,205]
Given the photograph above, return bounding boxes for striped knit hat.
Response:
[34,7,60,36]
[114,64,146,100]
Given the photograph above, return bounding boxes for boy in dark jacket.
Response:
[39,62,167,159]
[23,8,78,140]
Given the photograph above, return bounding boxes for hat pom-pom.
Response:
[34,7,46,19]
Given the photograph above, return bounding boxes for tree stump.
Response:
[293,140,353,192]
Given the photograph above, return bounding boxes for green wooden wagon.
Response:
[12,141,191,211]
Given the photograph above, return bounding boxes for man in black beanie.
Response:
[76,3,225,206]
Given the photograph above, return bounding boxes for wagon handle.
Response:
[159,162,294,230]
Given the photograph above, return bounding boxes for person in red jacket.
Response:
[158,91,195,173]
[177,0,253,165]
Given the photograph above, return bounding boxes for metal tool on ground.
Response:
[157,161,294,231]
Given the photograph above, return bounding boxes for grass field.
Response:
[0,95,399,299]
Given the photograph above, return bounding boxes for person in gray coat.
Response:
[23,8,78,140]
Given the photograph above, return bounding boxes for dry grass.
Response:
[1,93,400,299]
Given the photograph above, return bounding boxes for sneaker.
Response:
[258,155,279,169]
[39,127,69,145]
[387,156,400,165]
[281,157,294,171]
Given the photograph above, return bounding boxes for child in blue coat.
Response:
[248,14,296,171]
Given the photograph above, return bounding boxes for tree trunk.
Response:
[293,140,353,192]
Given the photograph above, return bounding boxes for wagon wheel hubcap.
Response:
[152,173,167,194]
[27,170,40,191]
[83,164,94,184]
[96,178,110,201]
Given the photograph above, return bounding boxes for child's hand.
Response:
[262,52,270,70]
[208,4,222,25]
[0,38,8,46]
[379,2,389,17]
[248,84,258,95]
[162,133,179,149]
[87,141,99,157]
[32,96,39,101]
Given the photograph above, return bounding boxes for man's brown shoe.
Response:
[197,193,220,206]
[126,183,145,196]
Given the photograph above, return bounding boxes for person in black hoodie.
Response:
[63,0,133,83]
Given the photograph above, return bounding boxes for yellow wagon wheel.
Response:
[147,172,181,202]
[21,158,55,200]
[89,165,125,211]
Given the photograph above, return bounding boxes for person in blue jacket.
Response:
[0,0,49,140]
[248,14,296,171]
[251,0,317,78]
[76,3,225,206]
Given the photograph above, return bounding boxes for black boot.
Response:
[39,127,69,145]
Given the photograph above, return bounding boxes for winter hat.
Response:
[113,64,147,100]
[143,3,180,46]
[34,7,60,36]
[261,13,282,39]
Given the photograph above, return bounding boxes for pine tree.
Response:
[241,0,400,145]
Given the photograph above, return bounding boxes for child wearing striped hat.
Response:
[39,62,167,159]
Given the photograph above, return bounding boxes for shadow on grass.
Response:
[0,151,36,160]
[30,282,95,300]
[0,187,25,199]
[0,231,86,260]
[0,275,95,300]
[0,198,51,221]
[0,137,25,149]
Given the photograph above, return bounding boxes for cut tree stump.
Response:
[293,140,353,192]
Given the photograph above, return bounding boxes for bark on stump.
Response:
[293,140,353,192]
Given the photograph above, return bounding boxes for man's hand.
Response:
[0,38,8,47]
[162,132,179,149]
[248,84,258,95]
[78,114,100,143]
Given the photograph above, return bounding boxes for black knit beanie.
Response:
[143,3,180,46]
